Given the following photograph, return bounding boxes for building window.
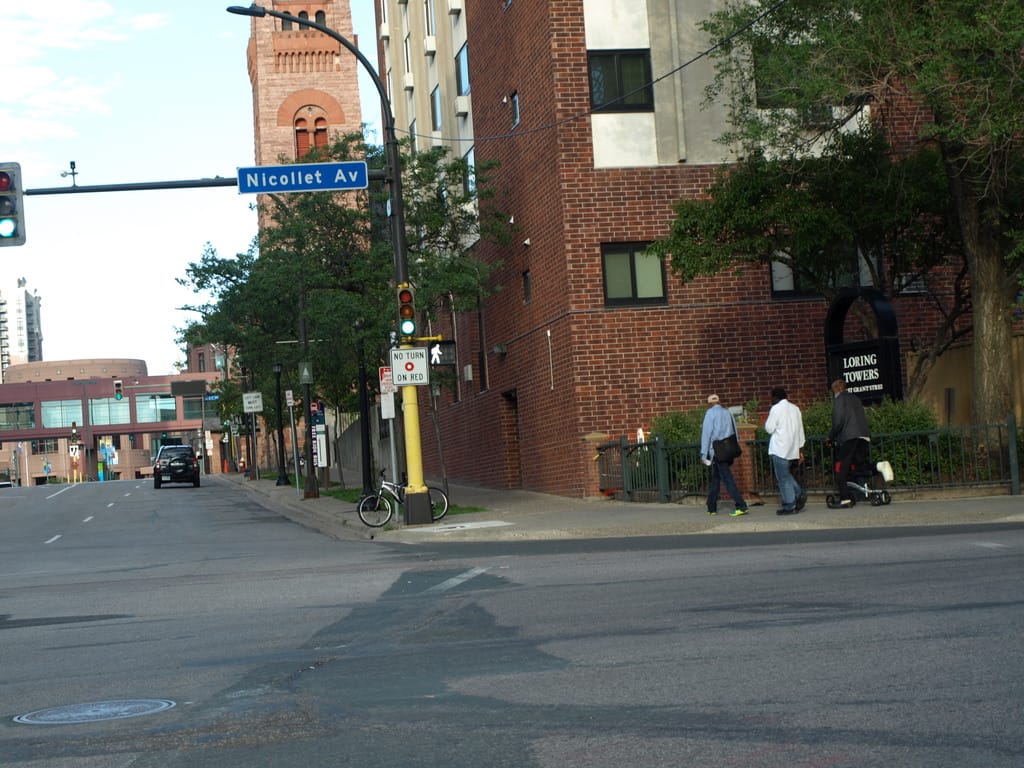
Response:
[315,10,326,25]
[770,246,874,297]
[522,270,532,305]
[31,438,59,455]
[510,91,520,128]
[430,86,443,131]
[455,43,470,96]
[588,50,654,112]
[90,397,131,426]
[463,145,476,194]
[0,402,34,430]
[314,117,328,148]
[295,117,310,158]
[183,396,205,420]
[281,17,292,30]
[41,399,83,429]
[602,243,666,305]
[424,0,436,36]
[137,394,177,423]
[197,352,206,373]
[409,119,418,155]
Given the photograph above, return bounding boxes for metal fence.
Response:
[597,415,1021,502]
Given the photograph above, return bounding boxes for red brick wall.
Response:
[420,2,971,497]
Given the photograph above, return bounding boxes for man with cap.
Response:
[700,394,749,517]
[765,386,806,515]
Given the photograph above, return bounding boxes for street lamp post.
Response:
[273,361,289,486]
[227,4,433,523]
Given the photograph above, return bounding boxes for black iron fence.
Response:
[597,415,1020,502]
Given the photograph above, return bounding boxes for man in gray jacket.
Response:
[829,379,871,506]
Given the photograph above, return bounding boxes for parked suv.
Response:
[153,445,200,488]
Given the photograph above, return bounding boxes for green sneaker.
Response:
[730,509,748,517]
[707,510,717,516]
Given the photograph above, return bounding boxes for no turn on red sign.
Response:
[390,348,430,386]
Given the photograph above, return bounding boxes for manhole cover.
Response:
[13,698,176,725]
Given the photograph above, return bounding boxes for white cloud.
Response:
[129,13,170,32]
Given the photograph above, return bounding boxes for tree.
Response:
[696,0,1024,423]
[650,129,969,397]
[178,132,510,476]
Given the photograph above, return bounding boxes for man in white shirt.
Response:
[764,386,806,515]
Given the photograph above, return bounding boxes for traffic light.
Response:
[397,283,416,340]
[0,162,26,247]
[114,380,124,400]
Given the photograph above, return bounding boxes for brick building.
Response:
[375,0,1021,498]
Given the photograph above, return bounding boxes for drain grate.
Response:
[14,698,176,725]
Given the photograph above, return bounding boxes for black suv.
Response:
[153,445,201,488]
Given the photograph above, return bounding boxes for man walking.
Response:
[829,378,871,506]
[700,394,749,517]
[765,386,806,515]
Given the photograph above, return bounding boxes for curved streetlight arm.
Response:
[226,4,409,284]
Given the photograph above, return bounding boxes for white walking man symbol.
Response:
[430,343,442,365]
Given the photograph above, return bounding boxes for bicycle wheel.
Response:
[428,487,449,522]
[357,494,392,527]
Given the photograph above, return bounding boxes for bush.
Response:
[651,408,704,444]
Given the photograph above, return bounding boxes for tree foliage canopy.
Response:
[680,0,1024,420]
[178,133,509,424]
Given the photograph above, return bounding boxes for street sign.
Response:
[242,391,264,413]
[285,389,294,408]
[379,366,397,395]
[236,161,368,194]
[299,361,313,385]
[390,348,429,386]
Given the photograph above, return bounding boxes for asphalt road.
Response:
[1,477,1021,767]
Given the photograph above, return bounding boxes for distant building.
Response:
[1,277,43,379]
[0,359,227,486]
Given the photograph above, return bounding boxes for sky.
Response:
[1,1,378,376]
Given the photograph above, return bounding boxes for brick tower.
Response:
[244,1,363,171]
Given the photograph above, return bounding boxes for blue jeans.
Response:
[771,454,803,511]
[707,460,747,513]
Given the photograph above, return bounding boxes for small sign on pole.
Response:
[242,392,264,413]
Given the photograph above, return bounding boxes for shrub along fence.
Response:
[597,415,1020,503]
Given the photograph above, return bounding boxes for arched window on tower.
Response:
[294,117,310,158]
[315,11,326,25]
[314,117,328,149]
[281,17,292,30]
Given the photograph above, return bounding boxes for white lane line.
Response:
[44,535,62,544]
[83,516,94,523]
[107,503,115,508]
[410,520,514,533]
[45,486,75,500]
[425,567,488,594]
[974,542,1009,550]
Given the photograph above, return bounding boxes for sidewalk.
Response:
[223,473,1024,543]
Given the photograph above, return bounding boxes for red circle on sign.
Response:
[405,362,415,371]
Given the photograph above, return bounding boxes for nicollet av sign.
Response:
[236,161,368,194]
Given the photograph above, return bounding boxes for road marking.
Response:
[413,520,514,534]
[83,516,94,523]
[974,541,1009,550]
[44,535,62,544]
[107,503,115,508]
[425,567,488,593]
[45,486,75,500]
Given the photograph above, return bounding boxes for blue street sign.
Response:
[237,161,368,194]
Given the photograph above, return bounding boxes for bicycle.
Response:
[357,469,449,527]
